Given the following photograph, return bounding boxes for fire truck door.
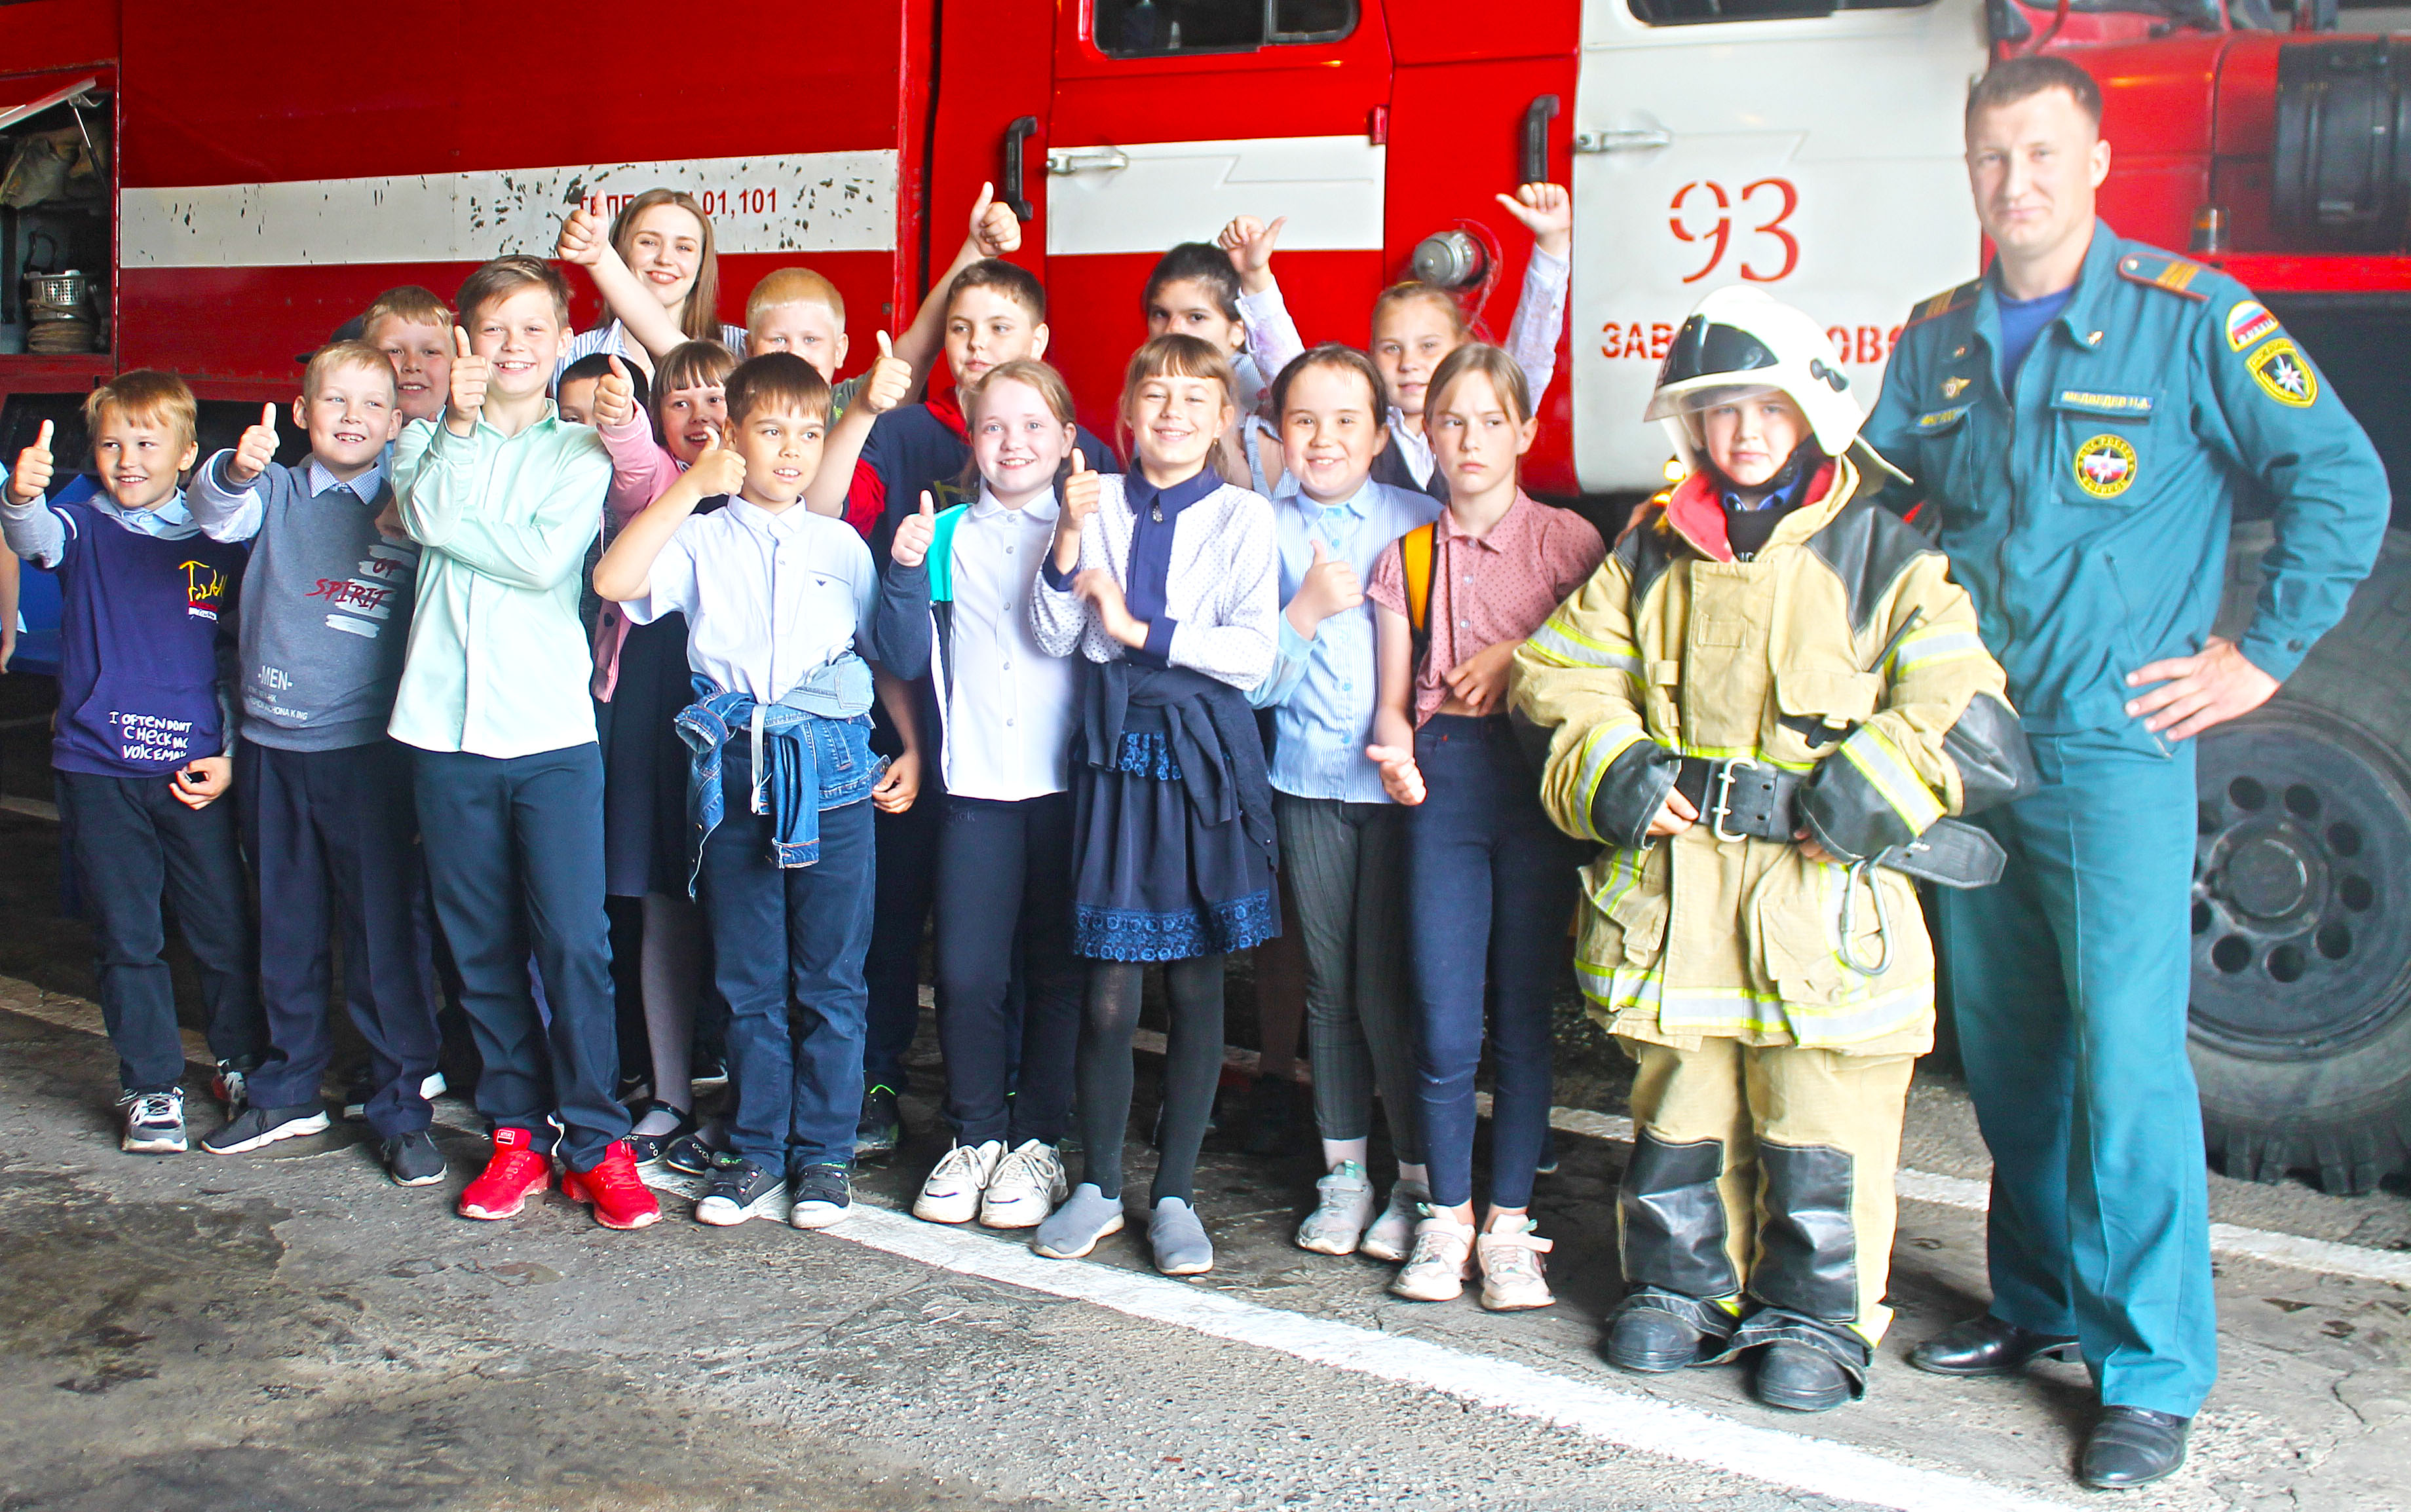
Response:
[1569,0,1987,494]
[1040,0,1394,440]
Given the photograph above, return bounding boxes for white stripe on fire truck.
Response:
[119,149,900,269]
[1044,134,1384,258]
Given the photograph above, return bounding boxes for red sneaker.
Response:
[562,1140,662,1230]
[457,1127,551,1220]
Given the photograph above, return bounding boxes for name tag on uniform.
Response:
[2051,389,2156,419]
[1914,405,1971,432]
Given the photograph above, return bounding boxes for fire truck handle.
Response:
[1522,96,1560,189]
[1002,115,1038,221]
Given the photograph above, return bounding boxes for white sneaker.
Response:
[1359,1178,1427,1263]
[1390,1212,1475,1302]
[913,1139,1004,1224]
[1295,1160,1376,1255]
[1476,1217,1556,1311]
[979,1139,1069,1228]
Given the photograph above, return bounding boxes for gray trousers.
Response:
[1275,793,1422,1162]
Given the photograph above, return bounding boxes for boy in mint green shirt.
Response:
[390,254,657,1233]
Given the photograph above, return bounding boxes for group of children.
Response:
[6,173,2012,1414]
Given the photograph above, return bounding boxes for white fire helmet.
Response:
[1644,285,1907,482]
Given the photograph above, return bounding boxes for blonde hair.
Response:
[1119,333,1237,477]
[303,339,399,402]
[1425,341,1532,427]
[359,285,452,341]
[611,189,722,343]
[457,255,574,330]
[1370,280,1471,344]
[746,267,845,328]
[84,369,197,454]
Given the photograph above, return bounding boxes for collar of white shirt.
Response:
[724,495,820,538]
[970,485,1060,525]
[308,456,386,501]
[1283,477,1378,520]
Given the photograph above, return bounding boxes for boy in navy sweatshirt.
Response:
[3,373,262,1156]
[839,259,1115,1154]
[188,340,445,1186]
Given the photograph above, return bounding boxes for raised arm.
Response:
[805,333,916,518]
[1496,183,1572,404]
[191,404,286,542]
[557,206,688,364]
[3,421,66,566]
[594,430,744,603]
[890,183,1023,383]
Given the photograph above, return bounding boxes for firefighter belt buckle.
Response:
[1711,757,1762,844]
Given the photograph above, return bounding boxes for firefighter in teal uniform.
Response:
[1864,57,2387,1491]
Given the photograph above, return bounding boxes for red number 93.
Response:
[1669,178,1800,285]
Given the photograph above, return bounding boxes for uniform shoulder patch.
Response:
[1904,278,1982,329]
[2116,250,2210,301]
[2245,337,2319,407]
[2224,299,2281,351]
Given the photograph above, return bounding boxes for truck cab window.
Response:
[1096,0,1357,56]
[1629,0,1928,23]
[0,83,110,356]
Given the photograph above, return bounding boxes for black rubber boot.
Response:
[1603,1288,1734,1374]
[1753,1339,1855,1412]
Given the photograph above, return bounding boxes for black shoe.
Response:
[202,1101,332,1154]
[788,1161,854,1229]
[381,1129,446,1187]
[1606,1306,1705,1373]
[695,1153,787,1227]
[662,1128,722,1177]
[2080,1406,2190,1489]
[1908,1314,2079,1378]
[855,1086,901,1158]
[624,1099,698,1165]
[1753,1340,1854,1413]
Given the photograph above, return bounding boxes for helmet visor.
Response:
[1655,315,1779,392]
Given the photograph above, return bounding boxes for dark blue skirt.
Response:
[1069,709,1277,961]
[599,612,694,899]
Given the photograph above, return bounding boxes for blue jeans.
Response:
[1935,729,2217,1416]
[700,746,878,1171]
[1405,715,1584,1211]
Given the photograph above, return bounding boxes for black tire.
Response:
[2193,523,2411,1193]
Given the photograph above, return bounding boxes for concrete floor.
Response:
[1,970,2406,1511]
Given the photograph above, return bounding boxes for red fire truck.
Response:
[2,0,2406,1188]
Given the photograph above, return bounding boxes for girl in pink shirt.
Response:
[1365,343,1603,1314]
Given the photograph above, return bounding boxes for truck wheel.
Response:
[2195,523,2411,1194]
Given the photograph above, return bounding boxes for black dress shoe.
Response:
[1605,1306,1702,1373]
[1908,1314,2079,1377]
[1753,1340,1853,1413]
[2081,1405,2190,1489]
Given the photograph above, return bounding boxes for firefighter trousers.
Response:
[1618,1036,1916,1344]
[1934,730,2218,1417]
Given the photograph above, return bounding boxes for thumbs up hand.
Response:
[9,419,55,506]
[1290,535,1363,631]
[594,354,637,429]
[689,423,747,499]
[1217,215,1287,293]
[863,331,914,415]
[228,402,280,486]
[446,326,489,436]
[892,489,938,569]
[969,180,1021,259]
[1050,447,1101,575]
[556,205,606,267]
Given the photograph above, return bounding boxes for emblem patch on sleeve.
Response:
[2225,300,2279,352]
[2073,433,2139,498]
[2246,337,2317,407]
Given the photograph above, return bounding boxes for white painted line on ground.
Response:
[818,1203,2081,1512]
[1135,1027,2411,1289]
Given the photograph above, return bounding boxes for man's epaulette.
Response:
[2116,249,2210,301]
[1904,278,1981,329]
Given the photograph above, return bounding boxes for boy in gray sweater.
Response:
[189,339,444,1186]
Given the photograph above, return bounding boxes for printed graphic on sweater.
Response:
[181,559,229,620]
[109,709,197,765]
[305,539,413,639]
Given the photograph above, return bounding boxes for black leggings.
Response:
[1078,954,1226,1204]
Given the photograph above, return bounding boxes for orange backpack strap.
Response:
[1401,522,1437,641]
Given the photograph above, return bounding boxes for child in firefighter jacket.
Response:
[1508,286,2028,1413]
